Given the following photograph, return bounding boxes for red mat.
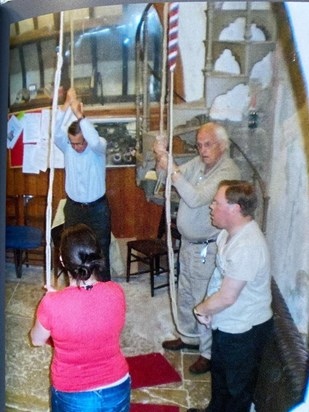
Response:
[131,404,180,412]
[126,352,182,389]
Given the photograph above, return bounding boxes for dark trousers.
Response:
[207,318,273,412]
[64,196,111,281]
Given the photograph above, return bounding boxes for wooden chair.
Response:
[5,194,45,278]
[6,226,43,278]
[126,209,181,297]
[22,194,47,267]
[5,195,20,269]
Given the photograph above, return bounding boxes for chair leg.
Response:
[154,255,161,275]
[25,251,29,267]
[126,246,131,283]
[13,249,23,278]
[150,258,155,297]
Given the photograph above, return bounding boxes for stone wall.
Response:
[176,1,309,342]
[267,45,309,341]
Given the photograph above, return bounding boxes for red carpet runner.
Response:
[126,352,182,389]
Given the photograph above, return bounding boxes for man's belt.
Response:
[68,194,106,208]
[188,238,216,264]
[189,239,216,245]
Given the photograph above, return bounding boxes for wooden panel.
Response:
[7,159,162,248]
[106,166,162,238]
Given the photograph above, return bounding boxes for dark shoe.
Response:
[162,338,199,351]
[189,356,211,374]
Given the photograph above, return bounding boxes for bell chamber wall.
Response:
[6,162,162,236]
[6,3,166,268]
[6,104,163,243]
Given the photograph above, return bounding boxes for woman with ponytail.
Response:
[30,224,130,412]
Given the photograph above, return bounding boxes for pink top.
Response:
[37,281,128,392]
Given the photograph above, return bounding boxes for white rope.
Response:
[160,4,168,137]
[70,16,74,88]
[163,2,179,331]
[165,70,178,327]
[154,3,168,196]
[164,4,200,338]
[45,12,64,287]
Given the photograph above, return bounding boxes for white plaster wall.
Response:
[177,1,309,339]
[178,2,206,102]
[281,2,309,339]
[286,2,309,100]
[267,64,309,338]
[178,1,274,121]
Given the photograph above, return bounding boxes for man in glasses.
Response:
[188,180,273,412]
[154,122,240,374]
[54,88,111,280]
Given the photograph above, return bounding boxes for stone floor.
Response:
[5,240,211,412]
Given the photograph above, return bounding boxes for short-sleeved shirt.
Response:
[207,220,273,333]
[37,281,129,392]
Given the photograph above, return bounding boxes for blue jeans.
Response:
[51,376,131,412]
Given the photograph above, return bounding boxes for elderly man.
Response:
[154,122,240,374]
[189,180,273,412]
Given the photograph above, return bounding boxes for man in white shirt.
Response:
[189,180,273,412]
[54,88,111,280]
[154,123,240,374]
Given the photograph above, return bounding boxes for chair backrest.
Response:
[23,194,48,265]
[157,207,181,243]
[6,195,19,225]
[6,194,48,267]
[157,207,167,239]
[22,194,47,229]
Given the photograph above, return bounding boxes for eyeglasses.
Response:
[68,138,86,147]
[196,141,218,150]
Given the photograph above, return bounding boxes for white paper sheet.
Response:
[7,115,23,149]
[22,112,42,143]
